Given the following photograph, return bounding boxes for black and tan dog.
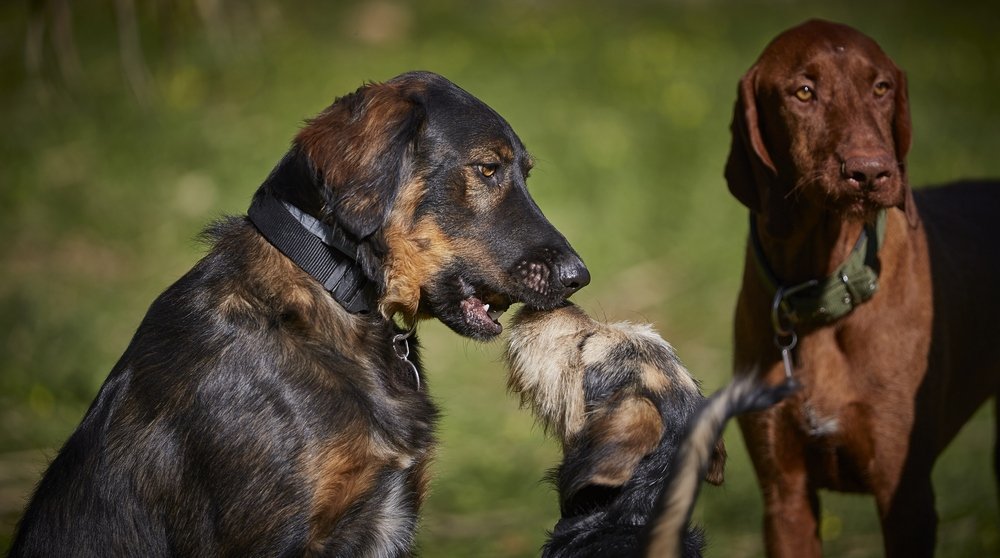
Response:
[10,71,589,557]
[506,303,794,557]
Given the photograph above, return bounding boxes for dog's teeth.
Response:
[484,303,490,312]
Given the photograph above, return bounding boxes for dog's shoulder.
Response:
[13,216,438,555]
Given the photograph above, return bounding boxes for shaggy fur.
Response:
[727,20,1000,557]
[506,303,728,557]
[10,71,589,557]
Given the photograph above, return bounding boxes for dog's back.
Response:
[10,219,436,557]
[11,238,243,557]
[914,180,1000,448]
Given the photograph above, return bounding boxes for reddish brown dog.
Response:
[727,19,1000,557]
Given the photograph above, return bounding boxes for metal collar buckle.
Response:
[392,326,421,390]
[770,282,816,380]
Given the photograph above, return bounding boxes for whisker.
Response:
[784,170,826,200]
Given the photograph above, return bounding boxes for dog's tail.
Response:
[641,375,797,557]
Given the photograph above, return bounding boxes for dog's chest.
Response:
[789,365,879,492]
[303,339,438,555]
[312,458,429,557]
[369,348,438,450]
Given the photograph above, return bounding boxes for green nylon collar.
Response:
[750,209,887,330]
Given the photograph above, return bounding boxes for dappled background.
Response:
[2,0,999,555]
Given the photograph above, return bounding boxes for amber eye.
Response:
[478,163,498,178]
[794,85,814,102]
[874,81,891,97]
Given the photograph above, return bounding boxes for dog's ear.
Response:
[725,67,776,213]
[295,80,426,239]
[582,396,664,487]
[892,69,912,164]
[899,185,919,228]
[891,69,920,228]
[704,438,727,486]
[256,145,327,217]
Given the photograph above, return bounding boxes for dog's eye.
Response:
[478,164,499,178]
[874,81,891,97]
[794,86,814,102]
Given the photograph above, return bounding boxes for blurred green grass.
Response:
[2,0,999,555]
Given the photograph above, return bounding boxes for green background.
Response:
[2,1,998,555]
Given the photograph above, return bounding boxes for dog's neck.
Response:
[752,209,873,284]
[245,148,386,315]
[247,158,379,315]
[750,208,886,328]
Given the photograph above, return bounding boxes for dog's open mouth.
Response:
[460,288,512,337]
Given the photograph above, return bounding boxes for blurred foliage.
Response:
[2,0,999,555]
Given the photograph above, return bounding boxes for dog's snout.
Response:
[557,255,590,296]
[842,154,895,191]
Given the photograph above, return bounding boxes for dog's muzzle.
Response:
[514,250,590,301]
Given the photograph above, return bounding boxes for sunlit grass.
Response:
[2,1,999,555]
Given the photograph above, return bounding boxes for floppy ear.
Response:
[892,69,920,228]
[892,69,912,163]
[579,396,663,488]
[725,67,776,213]
[295,80,426,239]
[256,145,328,217]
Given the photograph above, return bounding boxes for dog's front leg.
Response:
[740,411,823,558]
[875,463,937,558]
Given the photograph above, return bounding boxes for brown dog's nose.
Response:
[842,155,895,191]
[557,255,590,296]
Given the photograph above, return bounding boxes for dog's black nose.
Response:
[557,256,590,296]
